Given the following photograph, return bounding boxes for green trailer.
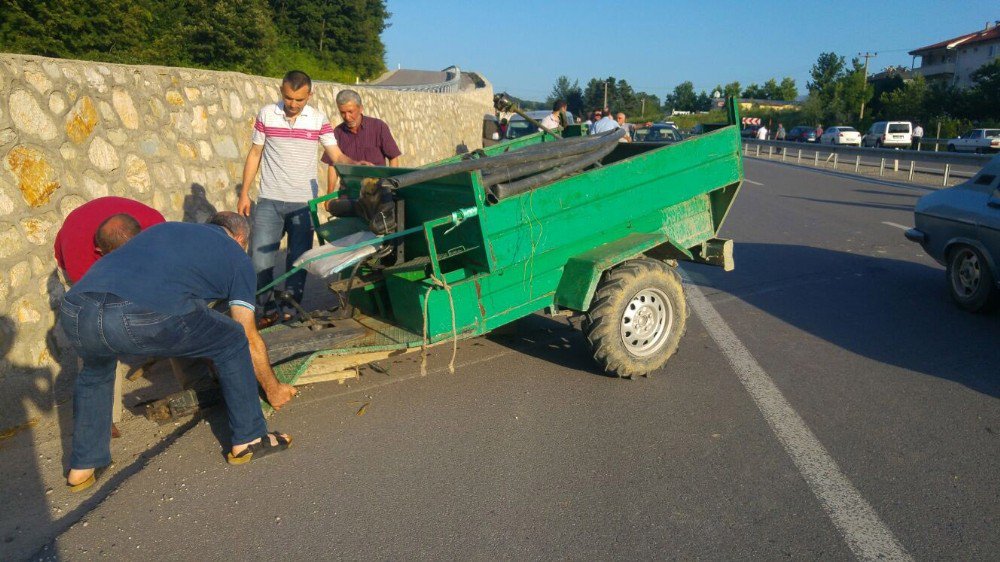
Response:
[260,97,744,387]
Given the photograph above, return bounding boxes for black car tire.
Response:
[946,245,999,313]
[947,144,956,152]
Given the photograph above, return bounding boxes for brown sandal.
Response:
[227,432,293,465]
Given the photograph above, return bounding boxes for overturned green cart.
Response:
[260,97,744,386]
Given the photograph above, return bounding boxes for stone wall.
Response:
[0,53,492,427]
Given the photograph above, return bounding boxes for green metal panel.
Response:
[554,233,668,311]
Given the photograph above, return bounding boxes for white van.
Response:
[862,121,912,148]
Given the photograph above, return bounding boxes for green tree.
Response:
[723,81,742,99]
[834,58,873,122]
[762,78,782,100]
[967,59,1000,121]
[741,83,763,99]
[778,77,798,101]
[181,0,277,74]
[879,74,927,121]
[546,76,584,117]
[807,52,846,104]
[664,81,698,112]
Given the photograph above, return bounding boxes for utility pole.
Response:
[603,81,609,110]
[640,96,646,117]
[858,51,877,120]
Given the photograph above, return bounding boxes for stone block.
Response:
[107,129,128,146]
[0,184,15,216]
[165,90,184,106]
[5,145,60,207]
[191,106,208,135]
[12,296,41,324]
[88,136,119,172]
[228,91,244,119]
[9,89,57,141]
[0,274,8,311]
[83,171,108,198]
[124,155,151,193]
[59,142,77,161]
[0,128,16,146]
[58,194,86,218]
[24,66,52,95]
[198,140,212,160]
[98,100,116,125]
[65,96,99,144]
[176,141,197,160]
[48,92,67,115]
[20,211,57,245]
[0,225,22,259]
[211,134,240,159]
[11,261,30,288]
[112,87,139,129]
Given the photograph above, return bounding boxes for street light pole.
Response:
[603,81,609,110]
[858,51,877,120]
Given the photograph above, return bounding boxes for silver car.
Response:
[906,154,1000,311]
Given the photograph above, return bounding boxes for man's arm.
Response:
[230,306,297,409]
[387,156,400,167]
[323,144,372,166]
[238,144,264,216]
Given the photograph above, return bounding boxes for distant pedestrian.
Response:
[815,124,824,139]
[589,109,618,135]
[616,112,632,142]
[540,99,568,130]
[912,123,924,149]
[775,123,786,141]
[756,125,768,140]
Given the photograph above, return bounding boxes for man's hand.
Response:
[266,382,297,410]
[237,194,253,217]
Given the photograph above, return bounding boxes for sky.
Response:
[383,0,999,103]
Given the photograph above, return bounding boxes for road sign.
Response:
[742,117,760,126]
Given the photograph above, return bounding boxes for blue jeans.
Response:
[251,198,314,310]
[59,293,268,469]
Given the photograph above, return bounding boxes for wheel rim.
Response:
[620,287,673,357]
[952,249,981,298]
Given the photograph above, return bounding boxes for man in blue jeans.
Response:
[61,213,297,491]
[238,70,371,325]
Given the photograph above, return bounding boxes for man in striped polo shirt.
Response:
[238,70,370,324]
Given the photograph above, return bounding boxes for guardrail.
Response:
[742,139,992,186]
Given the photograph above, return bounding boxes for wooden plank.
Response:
[296,349,404,385]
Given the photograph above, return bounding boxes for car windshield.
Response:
[888,124,910,133]
[985,129,1000,138]
[506,119,537,138]
[837,127,857,133]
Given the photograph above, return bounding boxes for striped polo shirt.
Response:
[252,103,337,203]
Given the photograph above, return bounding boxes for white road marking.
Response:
[744,178,764,186]
[882,221,911,231]
[683,279,912,561]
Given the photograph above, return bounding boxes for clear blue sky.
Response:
[383,0,998,102]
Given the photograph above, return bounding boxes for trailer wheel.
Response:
[583,259,687,378]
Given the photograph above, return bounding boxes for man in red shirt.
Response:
[54,197,166,436]
[54,196,166,283]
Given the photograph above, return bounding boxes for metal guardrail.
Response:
[742,139,992,186]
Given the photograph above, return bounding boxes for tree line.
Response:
[0,0,390,81]
[540,74,799,120]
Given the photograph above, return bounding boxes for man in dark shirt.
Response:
[322,89,402,193]
[61,212,296,491]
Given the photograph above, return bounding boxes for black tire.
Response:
[947,144,956,152]
[946,245,999,312]
[582,259,687,378]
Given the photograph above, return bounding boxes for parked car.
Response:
[905,154,1000,312]
[819,126,862,146]
[787,126,817,142]
[504,110,575,140]
[862,121,912,148]
[633,123,683,143]
[946,129,1000,154]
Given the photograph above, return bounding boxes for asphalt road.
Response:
[38,159,999,560]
